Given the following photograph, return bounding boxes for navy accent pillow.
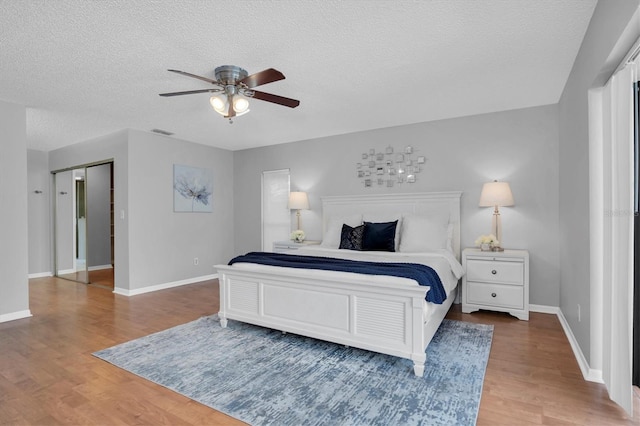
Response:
[362,221,398,252]
[339,224,365,250]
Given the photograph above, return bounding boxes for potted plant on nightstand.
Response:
[291,230,306,243]
[475,234,499,251]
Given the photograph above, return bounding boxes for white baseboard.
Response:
[529,304,560,314]
[88,264,113,271]
[0,309,32,323]
[32,266,112,277]
[556,308,604,383]
[57,268,75,275]
[114,274,218,296]
[528,304,603,383]
[28,271,53,279]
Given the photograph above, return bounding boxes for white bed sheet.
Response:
[294,246,463,294]
[229,247,464,322]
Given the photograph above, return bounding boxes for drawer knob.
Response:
[491,292,497,298]
[491,269,497,275]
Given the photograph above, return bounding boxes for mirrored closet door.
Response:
[53,161,114,285]
[54,168,88,283]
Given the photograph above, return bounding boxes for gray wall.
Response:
[126,130,235,290]
[87,163,112,268]
[27,149,51,275]
[558,0,639,364]
[0,99,29,318]
[234,104,560,307]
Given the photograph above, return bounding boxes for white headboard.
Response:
[321,191,463,259]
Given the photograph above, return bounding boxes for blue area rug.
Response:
[94,316,493,425]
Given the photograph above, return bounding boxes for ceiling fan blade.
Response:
[159,88,221,97]
[239,68,285,88]
[250,90,300,108]
[167,69,220,85]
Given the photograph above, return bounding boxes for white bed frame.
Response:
[215,191,462,376]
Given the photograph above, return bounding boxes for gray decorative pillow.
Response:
[339,224,365,250]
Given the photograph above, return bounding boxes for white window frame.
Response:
[261,169,291,252]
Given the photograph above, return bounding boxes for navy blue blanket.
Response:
[228,252,447,304]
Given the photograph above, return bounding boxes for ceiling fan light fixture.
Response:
[210,95,250,118]
[210,96,226,114]
[233,97,249,113]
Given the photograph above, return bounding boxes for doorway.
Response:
[53,161,114,288]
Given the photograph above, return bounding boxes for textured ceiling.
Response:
[0,0,597,152]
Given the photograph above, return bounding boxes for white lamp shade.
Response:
[479,181,514,207]
[233,97,249,113]
[209,95,250,117]
[210,96,226,114]
[288,191,309,210]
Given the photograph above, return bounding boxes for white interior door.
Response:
[595,48,636,417]
[261,169,290,252]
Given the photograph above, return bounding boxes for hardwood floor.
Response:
[87,267,114,290]
[447,307,640,425]
[0,278,637,425]
[57,267,114,290]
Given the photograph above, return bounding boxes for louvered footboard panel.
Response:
[355,296,407,343]
[227,278,259,313]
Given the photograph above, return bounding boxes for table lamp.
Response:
[288,191,309,232]
[479,180,514,251]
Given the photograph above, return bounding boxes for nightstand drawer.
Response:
[273,240,321,253]
[273,246,297,254]
[466,259,524,286]
[467,282,524,309]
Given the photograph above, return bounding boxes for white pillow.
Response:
[321,214,362,248]
[399,214,450,252]
[362,213,402,251]
[445,223,455,253]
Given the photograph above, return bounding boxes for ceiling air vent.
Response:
[150,128,174,136]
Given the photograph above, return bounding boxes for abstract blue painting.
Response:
[173,164,213,212]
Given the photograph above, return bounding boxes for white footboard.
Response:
[215,264,446,376]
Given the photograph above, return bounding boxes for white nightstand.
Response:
[272,240,321,253]
[461,248,530,320]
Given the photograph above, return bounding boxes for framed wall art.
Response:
[173,164,213,212]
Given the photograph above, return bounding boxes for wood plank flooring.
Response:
[0,277,638,425]
[56,267,114,290]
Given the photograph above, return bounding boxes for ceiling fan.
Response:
[160,65,300,123]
